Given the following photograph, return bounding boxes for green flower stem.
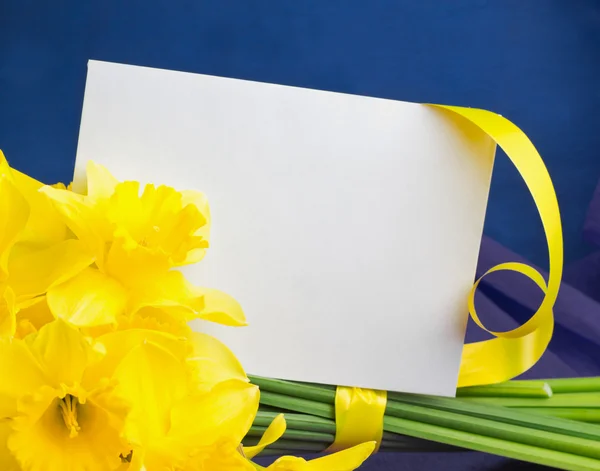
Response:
[259,390,335,419]
[456,381,552,398]
[387,392,600,442]
[516,408,600,423]
[253,411,336,434]
[259,390,600,460]
[515,377,600,394]
[459,393,600,408]
[255,377,600,442]
[251,376,335,404]
[247,426,334,443]
[254,377,600,469]
[257,390,600,469]
[383,398,600,460]
[382,415,600,471]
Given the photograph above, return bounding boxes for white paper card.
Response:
[75,60,495,396]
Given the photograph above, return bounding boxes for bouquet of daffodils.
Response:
[0,152,375,471]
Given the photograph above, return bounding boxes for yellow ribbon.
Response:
[429,105,563,388]
[327,387,387,452]
[329,104,563,451]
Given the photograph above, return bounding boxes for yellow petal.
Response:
[132,273,246,326]
[181,445,255,471]
[179,190,211,265]
[244,414,287,459]
[129,270,203,319]
[11,168,68,246]
[0,338,46,416]
[121,307,192,337]
[193,287,247,326]
[113,341,188,445]
[263,443,375,471]
[187,332,248,391]
[169,380,259,446]
[86,161,118,201]
[0,419,20,471]
[14,296,55,337]
[40,186,108,267]
[25,319,96,388]
[0,175,29,280]
[47,267,128,327]
[0,285,16,338]
[83,328,189,388]
[8,239,94,302]
[105,234,170,288]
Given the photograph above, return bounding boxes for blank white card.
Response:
[75,60,495,396]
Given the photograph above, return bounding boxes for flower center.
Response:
[58,394,81,438]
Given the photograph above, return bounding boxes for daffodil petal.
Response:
[244,414,287,459]
[193,287,247,327]
[11,168,68,246]
[0,175,29,280]
[25,319,97,388]
[86,161,118,201]
[83,328,189,388]
[169,380,259,445]
[47,267,128,327]
[113,341,188,445]
[187,332,248,391]
[15,296,55,336]
[0,338,46,416]
[294,442,375,471]
[0,285,16,338]
[40,185,107,266]
[179,190,211,265]
[131,270,204,318]
[119,307,192,337]
[105,234,170,288]
[0,419,20,471]
[261,443,375,471]
[8,240,94,302]
[183,445,255,471]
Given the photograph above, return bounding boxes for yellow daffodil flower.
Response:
[106,337,259,470]
[0,320,130,470]
[40,161,245,329]
[0,152,93,339]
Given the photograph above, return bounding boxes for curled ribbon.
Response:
[330,105,563,450]
[428,105,563,388]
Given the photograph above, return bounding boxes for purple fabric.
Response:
[584,180,600,249]
[564,183,600,302]
[564,252,600,303]
[476,237,600,377]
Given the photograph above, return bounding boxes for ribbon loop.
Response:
[428,105,563,388]
[327,386,387,452]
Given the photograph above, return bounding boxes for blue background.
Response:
[2,1,600,469]
[2,0,600,270]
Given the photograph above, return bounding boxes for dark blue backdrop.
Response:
[2,1,600,470]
